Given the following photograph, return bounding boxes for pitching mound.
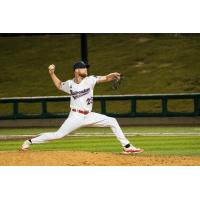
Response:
[0,151,200,166]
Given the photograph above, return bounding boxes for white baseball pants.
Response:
[31,111,130,147]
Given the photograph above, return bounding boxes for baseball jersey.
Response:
[60,75,101,112]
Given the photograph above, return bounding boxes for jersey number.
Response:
[86,98,93,105]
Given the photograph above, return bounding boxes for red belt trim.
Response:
[72,109,89,115]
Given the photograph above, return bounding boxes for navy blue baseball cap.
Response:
[73,61,90,70]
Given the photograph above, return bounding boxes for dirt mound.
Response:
[0,151,200,166]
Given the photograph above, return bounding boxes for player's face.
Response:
[78,68,88,78]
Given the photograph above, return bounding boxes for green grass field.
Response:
[0,127,200,156]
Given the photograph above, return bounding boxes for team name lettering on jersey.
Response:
[70,88,90,99]
[60,75,101,112]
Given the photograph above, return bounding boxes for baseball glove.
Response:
[111,74,124,90]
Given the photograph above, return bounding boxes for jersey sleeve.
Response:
[88,75,101,88]
[60,80,71,94]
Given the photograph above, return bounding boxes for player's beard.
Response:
[79,72,87,78]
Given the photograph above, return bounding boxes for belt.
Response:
[71,109,89,115]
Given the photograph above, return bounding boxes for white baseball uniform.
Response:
[31,75,130,146]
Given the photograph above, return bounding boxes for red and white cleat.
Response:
[123,145,144,154]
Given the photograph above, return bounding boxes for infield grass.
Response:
[1,136,200,156]
[0,127,200,156]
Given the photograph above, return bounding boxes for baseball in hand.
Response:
[48,64,55,73]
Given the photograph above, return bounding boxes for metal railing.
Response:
[0,93,200,120]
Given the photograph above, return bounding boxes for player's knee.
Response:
[108,117,118,126]
[54,131,65,139]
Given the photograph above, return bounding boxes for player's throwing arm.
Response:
[48,64,62,90]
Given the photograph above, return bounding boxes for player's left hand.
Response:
[112,73,124,90]
[112,72,121,79]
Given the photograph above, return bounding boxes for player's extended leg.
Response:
[84,112,144,154]
[21,112,84,150]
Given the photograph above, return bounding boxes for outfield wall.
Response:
[1,117,200,128]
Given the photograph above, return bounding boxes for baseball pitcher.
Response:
[21,61,144,154]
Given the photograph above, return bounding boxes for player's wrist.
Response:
[49,70,55,75]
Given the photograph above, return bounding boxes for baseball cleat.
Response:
[21,140,31,151]
[123,145,144,154]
